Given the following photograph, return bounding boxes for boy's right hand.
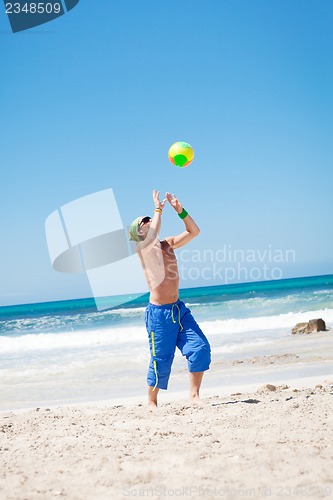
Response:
[153,189,167,210]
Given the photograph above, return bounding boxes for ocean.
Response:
[1,275,333,411]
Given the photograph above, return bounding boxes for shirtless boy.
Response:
[129,190,211,407]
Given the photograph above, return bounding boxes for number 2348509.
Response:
[6,3,62,14]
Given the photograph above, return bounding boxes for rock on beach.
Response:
[291,318,327,335]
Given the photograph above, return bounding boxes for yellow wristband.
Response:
[155,208,162,214]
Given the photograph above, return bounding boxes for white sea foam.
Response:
[0,326,147,353]
[199,308,333,336]
[1,308,332,354]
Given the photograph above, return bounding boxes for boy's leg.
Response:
[176,302,211,401]
[189,371,204,403]
[148,386,159,407]
[145,304,179,405]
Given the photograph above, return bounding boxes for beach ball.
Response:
[168,141,194,167]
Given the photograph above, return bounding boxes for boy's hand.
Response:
[166,192,183,214]
[153,190,167,210]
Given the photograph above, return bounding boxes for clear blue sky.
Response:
[1,0,333,306]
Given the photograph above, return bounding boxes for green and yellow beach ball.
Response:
[168,141,194,168]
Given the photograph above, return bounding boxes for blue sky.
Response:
[1,0,333,306]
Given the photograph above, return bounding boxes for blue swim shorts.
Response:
[145,299,211,390]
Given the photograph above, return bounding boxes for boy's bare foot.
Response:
[190,395,205,406]
[148,401,158,410]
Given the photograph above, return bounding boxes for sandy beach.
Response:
[1,362,333,499]
[1,283,333,499]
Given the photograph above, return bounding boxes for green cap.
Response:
[128,216,145,243]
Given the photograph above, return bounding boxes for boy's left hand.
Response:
[166,192,183,214]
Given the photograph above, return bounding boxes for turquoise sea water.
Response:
[1,274,333,333]
[1,275,333,410]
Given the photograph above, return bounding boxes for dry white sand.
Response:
[1,380,333,500]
